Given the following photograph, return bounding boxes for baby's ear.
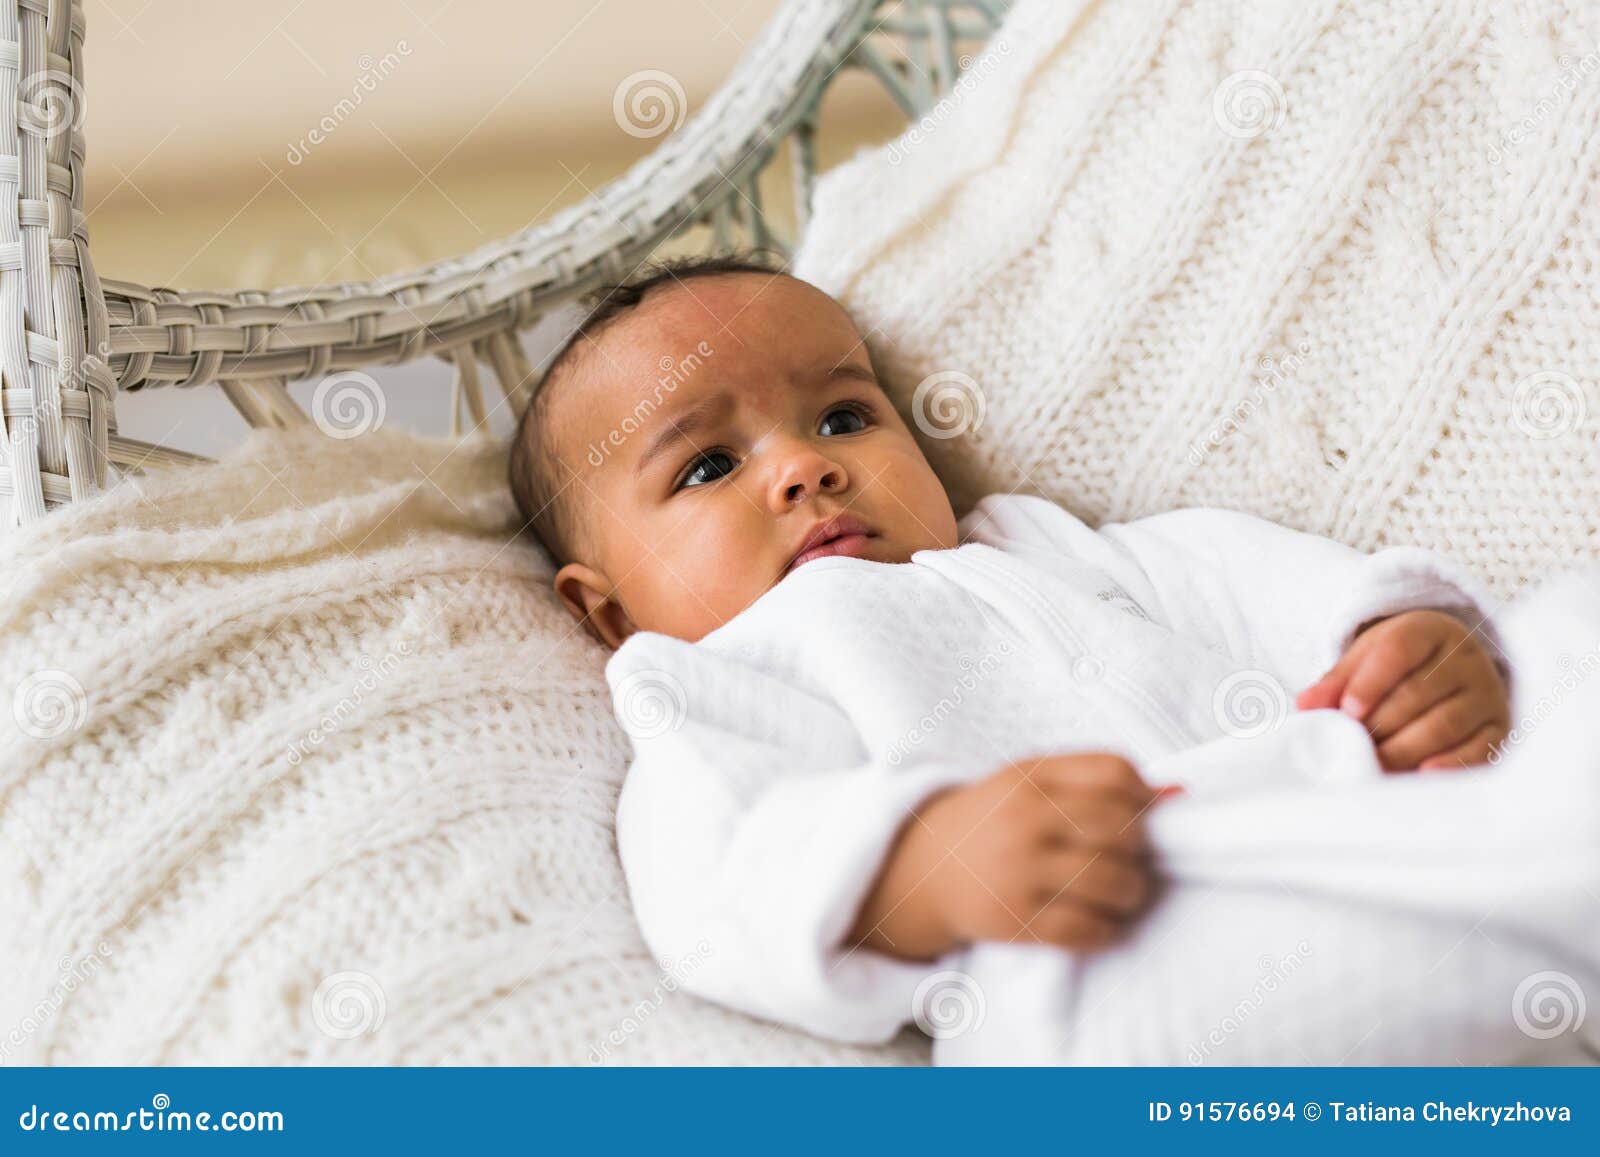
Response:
[554,563,635,650]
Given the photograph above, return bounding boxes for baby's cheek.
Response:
[633,532,766,641]
[872,448,957,546]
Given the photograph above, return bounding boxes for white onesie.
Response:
[605,494,1600,1064]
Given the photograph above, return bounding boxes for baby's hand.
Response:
[848,753,1161,961]
[1296,609,1510,771]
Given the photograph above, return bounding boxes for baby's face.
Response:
[550,272,959,646]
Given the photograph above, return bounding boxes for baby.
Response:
[509,254,1598,1064]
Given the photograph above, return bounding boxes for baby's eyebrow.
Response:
[826,362,879,387]
[633,393,732,476]
[630,362,878,477]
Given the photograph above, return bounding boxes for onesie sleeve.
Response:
[606,633,985,1044]
[960,495,1507,696]
[1096,507,1510,695]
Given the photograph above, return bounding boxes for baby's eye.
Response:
[676,449,738,491]
[819,403,871,437]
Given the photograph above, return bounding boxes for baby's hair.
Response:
[509,247,789,569]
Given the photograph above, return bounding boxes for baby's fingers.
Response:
[1039,849,1151,918]
[1337,625,1439,722]
[1375,691,1489,770]
[1418,722,1508,771]
[1295,668,1346,712]
[1361,669,1459,743]
[1046,791,1152,854]
[1017,904,1121,952]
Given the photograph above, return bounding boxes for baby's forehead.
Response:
[614,271,854,366]
[554,273,867,447]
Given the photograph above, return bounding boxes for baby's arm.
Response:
[849,752,1162,960]
[964,497,1511,770]
[1094,507,1508,694]
[965,496,1505,694]
[1099,509,1511,769]
[609,635,995,1043]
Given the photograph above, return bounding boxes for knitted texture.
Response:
[793,0,1600,598]
[0,428,925,1065]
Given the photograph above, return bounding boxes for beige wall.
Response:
[82,0,902,291]
[82,0,910,454]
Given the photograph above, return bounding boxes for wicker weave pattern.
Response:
[0,0,1007,522]
[2,0,113,518]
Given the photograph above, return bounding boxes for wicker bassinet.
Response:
[0,0,1009,522]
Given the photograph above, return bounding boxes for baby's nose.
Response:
[768,440,847,508]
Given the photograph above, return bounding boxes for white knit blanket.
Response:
[0,430,924,1064]
[7,0,1598,1066]
[793,0,1600,599]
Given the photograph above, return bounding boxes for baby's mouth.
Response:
[784,514,877,574]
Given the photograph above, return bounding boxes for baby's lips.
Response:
[1153,783,1186,803]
